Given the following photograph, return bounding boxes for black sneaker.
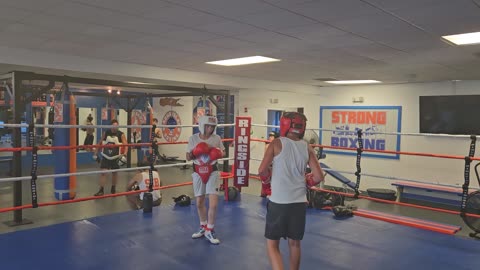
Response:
[94,189,104,196]
[111,186,116,194]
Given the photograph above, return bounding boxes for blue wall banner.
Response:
[320,106,402,159]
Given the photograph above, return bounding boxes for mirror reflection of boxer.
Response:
[186,115,224,245]
[93,119,128,196]
[82,115,95,151]
[151,118,162,163]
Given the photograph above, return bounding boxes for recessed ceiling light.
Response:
[206,56,280,66]
[442,31,480,45]
[325,80,381,85]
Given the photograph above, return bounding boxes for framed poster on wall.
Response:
[320,106,402,159]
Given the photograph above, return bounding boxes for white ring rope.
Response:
[0,123,235,129]
[250,157,475,190]
[1,119,476,190]
[0,157,234,183]
[251,123,479,139]
[2,121,474,138]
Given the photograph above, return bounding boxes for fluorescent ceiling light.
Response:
[126,81,153,85]
[325,80,381,85]
[206,56,280,66]
[442,31,480,45]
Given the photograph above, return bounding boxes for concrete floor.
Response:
[0,163,477,240]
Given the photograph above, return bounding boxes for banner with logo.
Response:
[320,106,402,159]
[162,110,182,142]
[54,102,64,123]
[101,108,108,121]
[233,116,251,187]
[131,110,146,139]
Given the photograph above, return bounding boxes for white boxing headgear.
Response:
[198,115,217,134]
[118,156,127,167]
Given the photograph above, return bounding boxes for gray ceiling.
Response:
[1,0,480,86]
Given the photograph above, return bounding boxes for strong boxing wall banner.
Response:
[233,116,251,187]
[320,106,402,159]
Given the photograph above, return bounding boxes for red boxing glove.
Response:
[261,182,271,197]
[259,169,272,184]
[305,173,318,187]
[192,142,210,158]
[208,147,223,162]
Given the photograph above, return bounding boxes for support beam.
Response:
[4,71,33,226]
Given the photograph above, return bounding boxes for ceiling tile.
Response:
[0,34,48,50]
[0,5,35,21]
[390,1,480,35]
[142,4,224,27]
[1,0,64,11]
[69,0,171,15]
[291,0,379,22]
[0,0,477,85]
[193,20,264,36]
[19,14,91,34]
[171,0,274,17]
[237,10,316,30]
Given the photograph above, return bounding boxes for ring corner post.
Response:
[4,71,33,227]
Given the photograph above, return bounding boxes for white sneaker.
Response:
[205,230,220,245]
[192,226,206,239]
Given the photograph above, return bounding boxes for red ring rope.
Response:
[250,138,480,161]
[249,175,480,219]
[0,182,189,213]
[0,174,233,213]
[0,138,234,152]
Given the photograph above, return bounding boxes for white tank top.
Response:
[269,137,309,204]
[138,171,162,201]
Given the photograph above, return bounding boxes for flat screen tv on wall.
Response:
[419,95,480,135]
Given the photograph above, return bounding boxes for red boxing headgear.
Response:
[279,112,307,138]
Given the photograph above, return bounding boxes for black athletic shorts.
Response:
[84,134,94,145]
[265,201,307,240]
[100,158,119,170]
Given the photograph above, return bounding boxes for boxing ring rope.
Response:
[310,186,480,219]
[247,174,480,219]
[0,123,235,180]
[2,119,479,232]
[249,138,480,161]
[0,139,235,152]
[252,123,480,139]
[0,123,236,129]
[248,122,480,229]
[0,181,195,213]
[0,122,236,215]
[249,156,477,190]
[0,153,234,213]
[0,157,233,183]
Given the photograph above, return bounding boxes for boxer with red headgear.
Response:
[186,115,224,245]
[259,111,325,270]
[279,112,307,138]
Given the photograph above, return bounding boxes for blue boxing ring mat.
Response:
[0,194,479,270]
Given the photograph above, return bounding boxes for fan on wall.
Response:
[303,129,325,160]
